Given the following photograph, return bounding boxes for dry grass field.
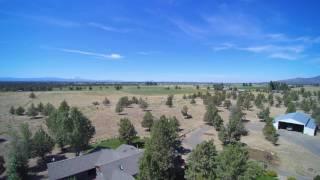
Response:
[1,86,320,179]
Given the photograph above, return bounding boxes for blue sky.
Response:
[0,0,320,82]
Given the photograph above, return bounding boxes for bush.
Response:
[27,103,38,118]
[287,176,296,180]
[15,106,25,116]
[102,97,110,106]
[142,111,154,130]
[166,95,174,107]
[265,170,277,177]
[181,105,188,117]
[92,101,99,106]
[139,98,148,110]
[9,106,15,115]
[29,92,36,99]
[190,98,196,104]
[314,175,320,180]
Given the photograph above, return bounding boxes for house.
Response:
[273,112,317,136]
[47,144,143,180]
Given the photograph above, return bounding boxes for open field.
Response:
[1,85,320,179]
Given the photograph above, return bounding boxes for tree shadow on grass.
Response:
[27,173,45,180]
[118,112,128,115]
[242,119,251,123]
[0,138,7,144]
[29,154,67,173]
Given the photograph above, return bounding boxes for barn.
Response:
[273,112,317,136]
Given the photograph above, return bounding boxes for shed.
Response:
[273,112,317,136]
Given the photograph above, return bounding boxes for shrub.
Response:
[9,106,15,115]
[181,105,188,117]
[287,176,296,180]
[27,103,38,118]
[15,106,25,116]
[102,97,110,106]
[265,170,277,177]
[92,101,99,106]
[166,95,174,107]
[29,92,36,99]
[190,98,196,104]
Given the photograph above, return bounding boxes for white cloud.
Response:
[137,51,159,55]
[88,22,131,33]
[59,48,123,59]
[169,18,207,38]
[211,43,304,60]
[212,43,235,51]
[269,53,298,60]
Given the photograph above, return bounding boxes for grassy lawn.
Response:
[52,85,200,95]
[87,137,147,152]
[120,85,199,95]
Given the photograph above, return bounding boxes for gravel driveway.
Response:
[182,125,212,150]
[278,129,320,157]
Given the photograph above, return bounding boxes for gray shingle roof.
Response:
[47,144,143,180]
[274,112,317,129]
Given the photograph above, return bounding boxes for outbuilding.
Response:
[273,112,317,136]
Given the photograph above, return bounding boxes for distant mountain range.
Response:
[278,75,320,85]
[0,77,102,82]
[0,76,320,84]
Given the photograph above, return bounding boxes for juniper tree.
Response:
[138,116,179,180]
[68,108,95,154]
[185,140,217,179]
[166,95,174,107]
[102,97,110,106]
[37,102,44,113]
[142,111,154,131]
[139,99,149,111]
[190,98,196,104]
[181,105,188,117]
[286,102,296,113]
[27,103,38,118]
[42,103,55,116]
[29,92,36,99]
[10,106,15,115]
[32,127,55,160]
[115,101,124,114]
[118,118,137,144]
[223,100,232,109]
[15,106,25,116]
[268,93,274,106]
[263,121,278,145]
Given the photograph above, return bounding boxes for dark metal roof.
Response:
[47,144,143,180]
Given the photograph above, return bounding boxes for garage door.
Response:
[278,121,304,133]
